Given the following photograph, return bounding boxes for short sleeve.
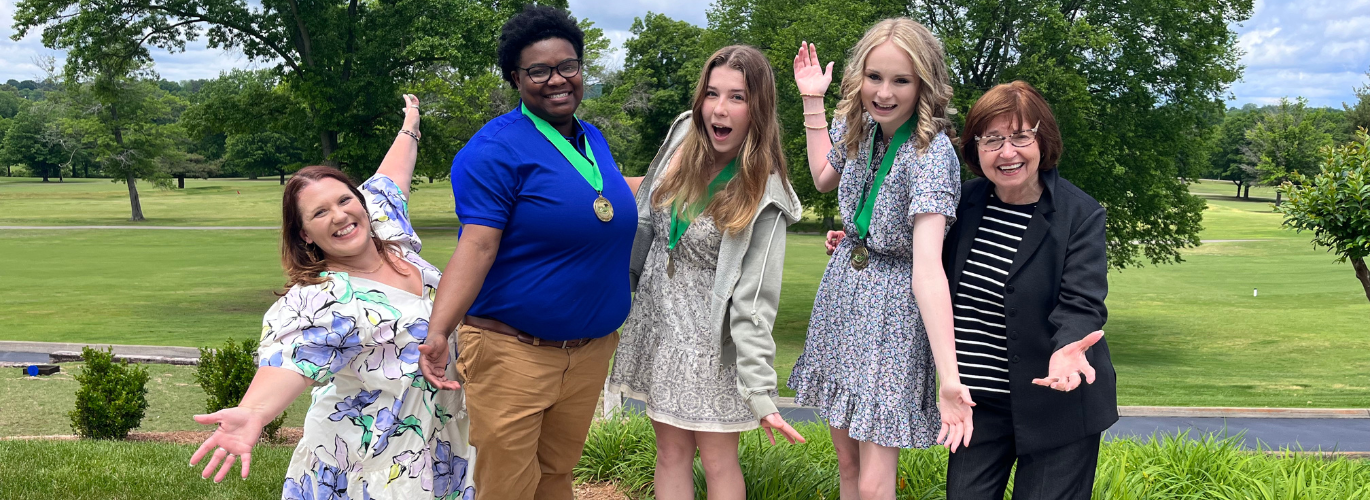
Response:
[826,117,849,173]
[258,279,370,384]
[362,174,421,253]
[451,141,518,230]
[907,133,961,227]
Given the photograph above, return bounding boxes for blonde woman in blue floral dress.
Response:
[190,95,476,500]
[789,19,974,500]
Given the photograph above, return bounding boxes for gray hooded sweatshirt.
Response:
[629,111,803,419]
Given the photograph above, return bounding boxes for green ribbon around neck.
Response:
[853,118,914,239]
[668,158,738,250]
[520,103,602,193]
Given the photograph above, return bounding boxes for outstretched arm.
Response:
[190,367,312,482]
[376,94,422,198]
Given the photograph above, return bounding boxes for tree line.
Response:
[4,0,1260,270]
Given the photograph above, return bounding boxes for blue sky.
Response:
[2,0,1367,108]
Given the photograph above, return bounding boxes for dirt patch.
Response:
[574,481,629,500]
[122,427,304,446]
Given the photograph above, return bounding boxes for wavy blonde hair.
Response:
[651,45,791,234]
[834,18,955,158]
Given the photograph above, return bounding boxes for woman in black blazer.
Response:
[941,81,1116,500]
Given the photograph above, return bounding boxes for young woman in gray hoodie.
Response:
[606,45,806,500]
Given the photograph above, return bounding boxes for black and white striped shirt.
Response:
[953,193,1036,397]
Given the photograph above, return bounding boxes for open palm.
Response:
[190,407,263,482]
[792,42,834,96]
[1032,330,1105,392]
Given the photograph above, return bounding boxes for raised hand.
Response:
[418,331,462,391]
[793,41,834,97]
[824,230,845,256]
[760,413,807,445]
[936,381,976,453]
[1033,330,1104,392]
[402,94,421,138]
[190,407,263,482]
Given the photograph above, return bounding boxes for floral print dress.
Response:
[788,115,961,449]
[259,174,476,500]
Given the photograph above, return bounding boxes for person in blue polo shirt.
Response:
[416,6,637,500]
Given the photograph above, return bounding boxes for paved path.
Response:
[621,398,1370,453]
[0,340,200,358]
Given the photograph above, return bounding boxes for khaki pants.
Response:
[456,325,619,500]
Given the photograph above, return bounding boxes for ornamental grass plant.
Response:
[579,411,1370,500]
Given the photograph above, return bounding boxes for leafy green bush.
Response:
[579,411,1370,500]
[1277,129,1370,303]
[68,346,150,440]
[193,338,287,440]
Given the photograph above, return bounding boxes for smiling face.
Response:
[977,114,1042,197]
[514,38,583,127]
[860,41,921,133]
[702,66,751,160]
[296,178,373,260]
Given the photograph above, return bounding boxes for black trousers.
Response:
[945,396,1101,500]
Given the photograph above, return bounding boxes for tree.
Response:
[223,132,303,184]
[64,65,177,221]
[13,0,561,179]
[0,104,66,181]
[1276,130,1370,302]
[1345,68,1370,134]
[1209,105,1261,198]
[1244,97,1335,204]
[612,13,709,175]
[696,0,1251,266]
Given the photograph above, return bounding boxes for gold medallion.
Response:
[850,244,870,271]
[593,195,614,222]
[666,253,676,278]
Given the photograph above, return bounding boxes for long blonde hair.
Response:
[651,45,790,234]
[834,18,955,158]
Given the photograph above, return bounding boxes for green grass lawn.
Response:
[1,176,1367,416]
[0,362,311,437]
[0,439,296,499]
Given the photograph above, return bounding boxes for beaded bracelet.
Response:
[803,122,829,130]
[399,129,420,142]
[803,110,825,116]
[800,93,825,98]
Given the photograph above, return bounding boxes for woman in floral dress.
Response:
[190,95,476,500]
[788,19,974,500]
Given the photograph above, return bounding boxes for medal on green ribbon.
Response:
[665,157,738,278]
[850,118,914,270]
[521,103,613,222]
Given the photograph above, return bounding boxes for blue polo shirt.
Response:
[450,107,635,341]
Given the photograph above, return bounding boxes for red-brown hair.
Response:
[960,81,1063,177]
[279,166,404,291]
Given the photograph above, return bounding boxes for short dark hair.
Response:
[961,81,1063,177]
[498,5,585,87]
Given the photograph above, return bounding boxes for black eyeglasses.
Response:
[975,121,1041,152]
[517,59,582,84]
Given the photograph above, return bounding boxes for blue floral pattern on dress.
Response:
[259,174,476,499]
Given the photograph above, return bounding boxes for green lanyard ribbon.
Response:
[853,119,914,239]
[520,103,602,193]
[668,158,738,250]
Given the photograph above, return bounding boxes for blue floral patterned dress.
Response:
[259,174,476,500]
[788,115,961,449]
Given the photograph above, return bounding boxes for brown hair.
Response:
[834,18,955,158]
[960,81,1063,177]
[651,45,791,233]
[280,166,406,291]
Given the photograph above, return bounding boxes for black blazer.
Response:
[942,168,1117,454]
